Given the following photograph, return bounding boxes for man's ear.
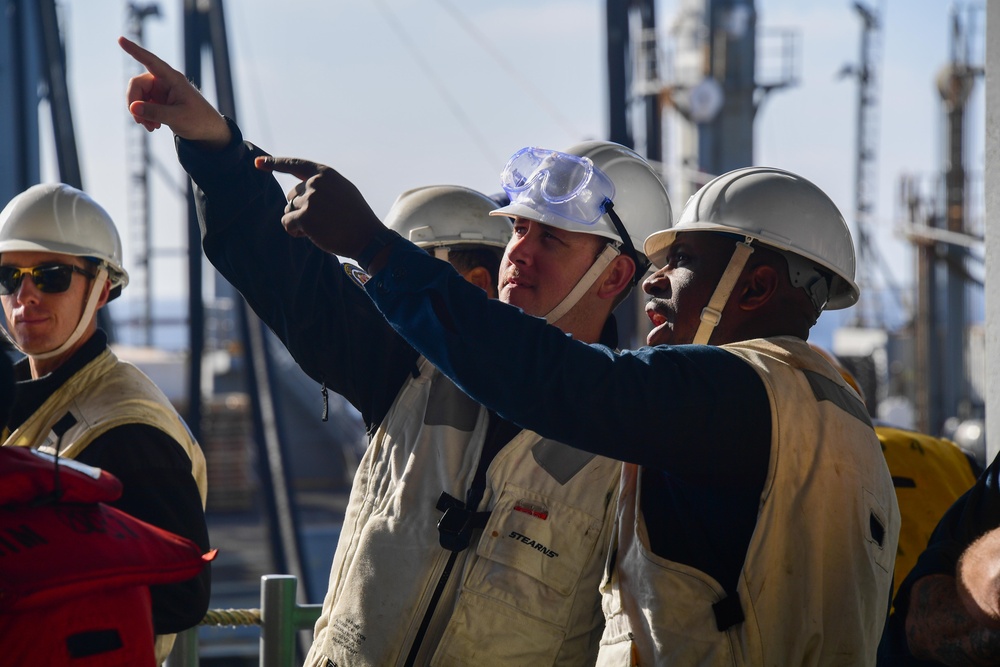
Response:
[96,278,112,310]
[596,254,635,301]
[461,266,496,298]
[737,264,779,311]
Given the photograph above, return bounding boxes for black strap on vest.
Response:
[406,412,512,664]
[713,592,745,631]
[42,412,78,504]
[433,410,516,552]
[436,492,491,552]
[53,412,77,437]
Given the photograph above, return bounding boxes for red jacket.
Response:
[0,446,212,666]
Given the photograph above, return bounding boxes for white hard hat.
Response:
[561,140,673,261]
[0,184,126,359]
[385,185,511,251]
[0,183,129,299]
[644,166,858,310]
[493,142,672,269]
[491,142,672,323]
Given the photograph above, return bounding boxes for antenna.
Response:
[839,0,885,328]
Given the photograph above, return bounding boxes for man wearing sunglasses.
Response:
[121,36,671,666]
[238,156,901,664]
[0,183,211,665]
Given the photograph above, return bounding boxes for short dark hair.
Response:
[439,245,504,286]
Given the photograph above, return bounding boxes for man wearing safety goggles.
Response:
[0,183,211,665]
[252,159,898,664]
[122,36,671,667]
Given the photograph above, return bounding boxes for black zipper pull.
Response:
[321,382,329,422]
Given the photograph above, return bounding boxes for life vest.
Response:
[596,337,900,667]
[306,357,620,667]
[0,446,212,667]
[3,347,207,507]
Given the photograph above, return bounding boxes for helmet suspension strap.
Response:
[27,266,109,361]
[542,199,639,325]
[603,200,648,284]
[542,244,620,325]
[692,238,754,346]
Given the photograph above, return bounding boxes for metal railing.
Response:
[166,574,321,667]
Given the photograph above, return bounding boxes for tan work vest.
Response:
[596,337,900,667]
[2,347,208,664]
[306,357,621,667]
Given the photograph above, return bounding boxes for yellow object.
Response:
[877,425,978,603]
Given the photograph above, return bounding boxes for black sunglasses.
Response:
[0,264,96,295]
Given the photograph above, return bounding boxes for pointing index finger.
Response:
[118,35,174,78]
[256,156,325,180]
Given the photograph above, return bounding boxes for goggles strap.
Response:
[693,240,754,345]
[543,244,620,324]
[603,201,648,284]
[25,267,108,361]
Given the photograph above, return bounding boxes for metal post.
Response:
[605,0,630,146]
[182,0,205,442]
[985,0,1000,465]
[260,575,301,667]
[260,575,323,667]
[36,0,81,189]
[165,627,199,667]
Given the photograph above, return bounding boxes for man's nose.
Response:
[642,267,669,295]
[13,274,42,301]
[507,232,535,266]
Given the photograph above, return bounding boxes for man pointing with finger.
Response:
[255,155,901,664]
[120,36,674,666]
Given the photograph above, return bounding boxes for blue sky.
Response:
[46,0,985,343]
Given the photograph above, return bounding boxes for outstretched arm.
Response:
[119,35,231,148]
[118,39,417,429]
[123,40,387,260]
[239,157,767,473]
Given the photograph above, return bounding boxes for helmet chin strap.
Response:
[692,238,755,345]
[543,244,620,324]
[8,267,108,362]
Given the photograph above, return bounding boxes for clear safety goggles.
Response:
[500,147,616,225]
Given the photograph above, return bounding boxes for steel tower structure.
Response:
[605,0,797,350]
[124,3,162,347]
[840,1,884,329]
